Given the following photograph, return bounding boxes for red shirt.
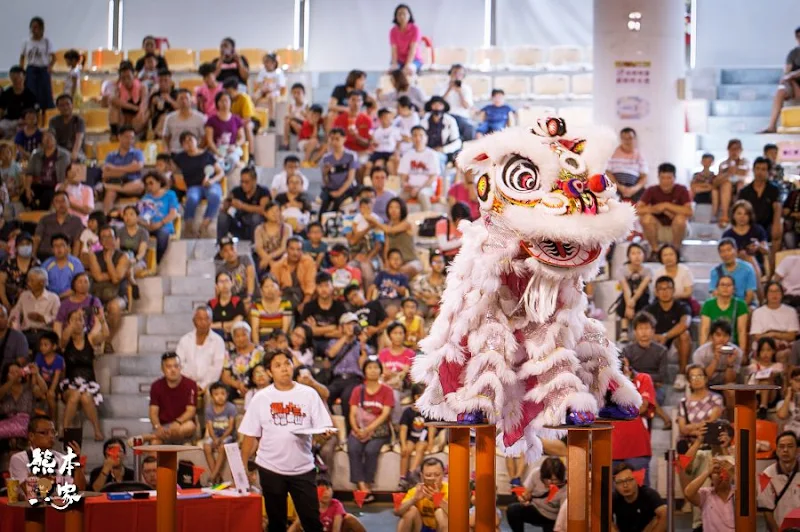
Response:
[333,112,372,152]
[611,372,655,460]
[149,376,198,425]
[299,120,316,141]
[447,183,480,220]
[349,383,395,416]
[320,499,346,532]
[639,184,691,226]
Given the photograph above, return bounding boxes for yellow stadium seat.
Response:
[163,48,197,72]
[239,48,267,69]
[241,142,250,165]
[145,246,157,275]
[51,78,65,97]
[93,140,119,162]
[433,47,470,69]
[52,49,88,73]
[43,108,59,125]
[508,46,546,69]
[417,75,448,97]
[91,49,124,73]
[571,73,593,98]
[253,108,269,130]
[19,211,49,224]
[135,140,167,165]
[82,108,111,135]
[80,77,104,103]
[378,75,394,94]
[198,49,218,66]
[557,106,592,127]
[516,106,557,127]
[493,75,531,99]
[532,74,569,98]
[473,47,506,70]
[549,45,584,68]
[127,49,146,65]
[178,77,204,92]
[779,106,800,131]
[463,75,492,101]
[172,215,182,240]
[274,48,304,71]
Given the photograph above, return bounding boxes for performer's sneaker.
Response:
[566,410,595,426]
[598,404,639,420]
[456,411,487,424]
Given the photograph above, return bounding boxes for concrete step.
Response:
[168,276,216,297]
[119,353,164,377]
[100,394,151,419]
[111,374,154,395]
[189,239,221,261]
[187,259,216,276]
[688,222,724,240]
[693,279,710,301]
[163,295,209,314]
[132,276,166,314]
[720,68,782,85]
[709,100,772,117]
[697,132,790,151]
[144,313,193,336]
[717,84,776,101]
[681,241,719,263]
[707,115,767,135]
[138,334,181,354]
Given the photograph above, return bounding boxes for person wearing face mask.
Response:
[0,232,41,310]
[420,96,462,173]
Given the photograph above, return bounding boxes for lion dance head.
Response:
[457,117,636,282]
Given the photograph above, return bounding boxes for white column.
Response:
[593,0,686,182]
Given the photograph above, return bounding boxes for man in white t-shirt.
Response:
[270,155,309,197]
[240,350,332,532]
[398,126,440,212]
[9,415,86,492]
[757,431,800,530]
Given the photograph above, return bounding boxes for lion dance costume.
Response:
[411,118,642,462]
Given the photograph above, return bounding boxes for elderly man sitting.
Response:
[176,305,226,397]
[8,267,60,350]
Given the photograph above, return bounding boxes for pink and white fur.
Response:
[411,120,642,462]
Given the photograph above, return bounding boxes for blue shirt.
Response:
[480,104,514,133]
[374,270,409,299]
[42,255,84,295]
[320,150,359,191]
[34,353,65,386]
[139,190,180,234]
[708,259,757,300]
[14,129,42,155]
[303,241,329,268]
[105,148,145,182]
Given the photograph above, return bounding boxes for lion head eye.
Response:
[502,156,540,193]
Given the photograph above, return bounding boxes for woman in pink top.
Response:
[195,62,222,117]
[390,4,423,75]
[110,61,147,137]
[58,163,93,226]
[447,169,480,220]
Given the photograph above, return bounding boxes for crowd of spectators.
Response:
[2,9,800,532]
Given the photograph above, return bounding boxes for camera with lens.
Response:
[454,80,462,88]
[351,323,363,336]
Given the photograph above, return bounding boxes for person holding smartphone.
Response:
[396,457,449,532]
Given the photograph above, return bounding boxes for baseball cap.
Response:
[339,312,359,325]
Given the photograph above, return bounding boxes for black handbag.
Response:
[417,215,445,238]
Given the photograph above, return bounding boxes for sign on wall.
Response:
[615,60,651,120]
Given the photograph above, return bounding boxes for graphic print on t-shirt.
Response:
[410,160,430,173]
[270,402,307,426]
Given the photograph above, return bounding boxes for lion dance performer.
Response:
[411,118,642,461]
